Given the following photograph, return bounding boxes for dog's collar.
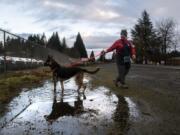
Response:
[51,66,58,72]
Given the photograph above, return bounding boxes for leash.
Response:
[66,50,105,67]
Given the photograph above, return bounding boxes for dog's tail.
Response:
[82,68,100,74]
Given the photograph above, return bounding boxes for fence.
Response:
[0,28,48,73]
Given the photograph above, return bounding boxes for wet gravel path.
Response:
[1,64,179,135]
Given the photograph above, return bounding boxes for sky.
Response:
[0,0,180,49]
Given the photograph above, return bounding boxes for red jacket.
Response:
[106,37,136,57]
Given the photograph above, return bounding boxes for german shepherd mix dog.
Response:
[44,55,99,94]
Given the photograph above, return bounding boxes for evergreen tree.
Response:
[131,10,156,64]
[28,35,38,44]
[27,34,46,47]
[47,32,62,52]
[62,37,67,51]
[69,47,80,58]
[5,37,23,57]
[90,50,95,62]
[99,50,106,62]
[40,33,47,47]
[55,32,62,51]
[74,32,88,58]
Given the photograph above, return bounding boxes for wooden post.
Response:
[3,31,7,72]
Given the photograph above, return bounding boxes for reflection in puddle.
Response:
[45,93,86,121]
[0,77,140,135]
[125,97,140,120]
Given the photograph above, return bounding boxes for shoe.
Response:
[120,84,128,89]
[113,80,118,87]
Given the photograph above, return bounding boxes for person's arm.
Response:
[105,40,119,53]
[100,40,118,56]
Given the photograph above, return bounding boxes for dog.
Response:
[44,55,99,94]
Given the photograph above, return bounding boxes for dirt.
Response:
[0,63,180,135]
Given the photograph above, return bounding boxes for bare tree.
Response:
[173,25,180,51]
[156,18,176,64]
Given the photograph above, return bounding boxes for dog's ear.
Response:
[47,55,53,59]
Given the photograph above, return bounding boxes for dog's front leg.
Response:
[53,75,57,92]
[53,79,57,92]
[60,81,64,96]
[82,84,87,93]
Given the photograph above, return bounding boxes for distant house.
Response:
[166,57,180,65]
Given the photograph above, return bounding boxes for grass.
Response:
[0,67,51,104]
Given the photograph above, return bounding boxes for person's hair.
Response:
[121,29,127,37]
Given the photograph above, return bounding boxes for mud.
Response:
[91,63,180,135]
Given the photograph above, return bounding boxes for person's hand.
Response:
[132,55,136,61]
[101,51,106,55]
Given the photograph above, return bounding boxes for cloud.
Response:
[84,35,119,49]
[0,0,180,49]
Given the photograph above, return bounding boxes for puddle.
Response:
[0,76,140,135]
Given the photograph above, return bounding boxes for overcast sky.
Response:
[0,0,180,49]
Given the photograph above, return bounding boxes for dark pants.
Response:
[116,55,131,84]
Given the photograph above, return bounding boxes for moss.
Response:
[21,75,39,82]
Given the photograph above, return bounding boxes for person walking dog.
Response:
[102,29,136,88]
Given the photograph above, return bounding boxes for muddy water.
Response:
[0,76,139,135]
